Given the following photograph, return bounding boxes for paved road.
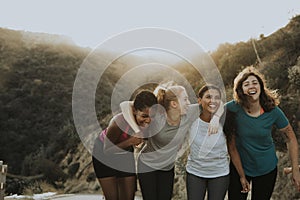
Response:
[51,194,142,200]
[50,194,102,200]
[5,194,143,200]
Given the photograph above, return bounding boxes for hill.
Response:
[0,15,300,199]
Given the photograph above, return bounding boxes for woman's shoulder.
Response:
[225,100,240,112]
[269,105,286,116]
[111,113,129,131]
[186,104,200,120]
[112,113,124,123]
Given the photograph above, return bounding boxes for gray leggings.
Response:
[186,172,229,200]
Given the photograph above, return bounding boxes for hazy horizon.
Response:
[0,1,299,52]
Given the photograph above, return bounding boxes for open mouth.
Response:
[208,104,218,109]
[248,89,257,95]
[140,122,149,128]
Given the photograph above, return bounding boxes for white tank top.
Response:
[186,118,229,178]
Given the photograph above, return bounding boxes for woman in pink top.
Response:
[92,90,157,200]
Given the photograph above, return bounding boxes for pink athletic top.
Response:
[99,125,130,143]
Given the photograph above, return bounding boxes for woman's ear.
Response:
[170,100,178,108]
[197,98,202,105]
[132,107,137,115]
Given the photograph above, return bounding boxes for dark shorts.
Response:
[92,138,136,178]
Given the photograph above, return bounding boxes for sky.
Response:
[0,0,299,52]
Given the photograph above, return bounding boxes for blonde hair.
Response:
[154,82,185,111]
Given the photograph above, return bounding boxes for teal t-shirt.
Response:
[226,100,289,177]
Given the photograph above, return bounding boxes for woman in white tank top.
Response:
[186,84,250,200]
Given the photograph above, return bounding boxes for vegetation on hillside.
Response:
[210,15,300,150]
[0,29,87,176]
[0,15,299,198]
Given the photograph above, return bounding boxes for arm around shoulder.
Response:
[103,120,142,154]
[120,101,140,133]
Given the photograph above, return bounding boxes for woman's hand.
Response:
[292,168,300,191]
[240,176,250,193]
[208,101,224,135]
[129,133,143,146]
[282,165,300,191]
[208,115,220,135]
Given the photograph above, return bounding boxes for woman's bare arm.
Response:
[103,121,142,154]
[227,135,250,193]
[280,123,300,191]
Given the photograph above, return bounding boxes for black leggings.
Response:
[138,159,175,200]
[186,172,229,200]
[228,162,277,200]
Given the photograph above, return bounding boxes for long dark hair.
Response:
[223,109,236,142]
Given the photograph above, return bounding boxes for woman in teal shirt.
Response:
[227,66,300,199]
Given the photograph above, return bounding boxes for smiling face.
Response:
[198,89,221,115]
[177,89,190,115]
[134,107,152,128]
[242,75,261,101]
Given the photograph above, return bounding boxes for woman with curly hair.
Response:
[227,66,300,200]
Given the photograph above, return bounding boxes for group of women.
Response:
[92,66,300,200]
